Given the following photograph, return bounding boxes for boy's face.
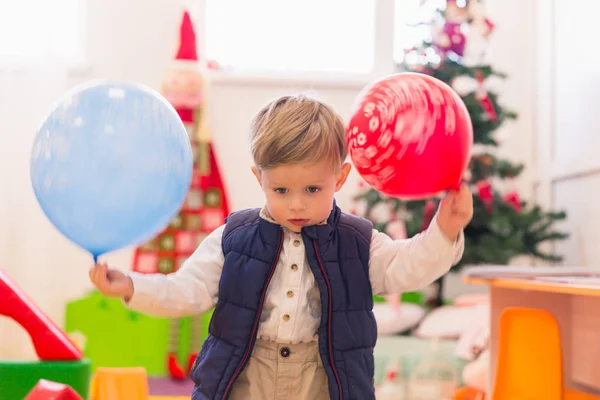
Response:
[252,160,351,233]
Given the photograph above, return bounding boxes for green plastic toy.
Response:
[65,290,212,375]
[0,359,91,400]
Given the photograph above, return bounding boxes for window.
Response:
[203,0,376,74]
[393,0,447,64]
[0,0,85,63]
[202,0,454,79]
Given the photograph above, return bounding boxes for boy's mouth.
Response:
[288,219,309,226]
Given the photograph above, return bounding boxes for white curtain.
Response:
[0,66,97,359]
[0,0,193,360]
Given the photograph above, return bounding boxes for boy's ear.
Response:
[251,166,262,188]
[335,162,352,191]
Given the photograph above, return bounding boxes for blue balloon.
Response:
[30,80,193,261]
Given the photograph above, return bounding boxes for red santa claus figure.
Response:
[132,10,230,380]
[162,12,205,126]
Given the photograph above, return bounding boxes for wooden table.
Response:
[464,274,600,399]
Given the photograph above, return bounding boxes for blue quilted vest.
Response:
[190,204,377,400]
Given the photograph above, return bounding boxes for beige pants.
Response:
[229,339,330,400]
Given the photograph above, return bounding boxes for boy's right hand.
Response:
[89,262,134,299]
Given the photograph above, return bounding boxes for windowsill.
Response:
[66,61,93,76]
[207,69,379,90]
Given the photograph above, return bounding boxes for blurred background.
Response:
[0,0,597,398]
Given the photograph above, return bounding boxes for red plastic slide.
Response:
[0,270,82,360]
[24,379,83,400]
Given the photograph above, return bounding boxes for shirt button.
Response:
[280,347,291,358]
[287,290,294,298]
[293,240,301,247]
[282,314,290,322]
[291,264,298,271]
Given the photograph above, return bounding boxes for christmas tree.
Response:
[353,0,568,307]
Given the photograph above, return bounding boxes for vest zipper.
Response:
[222,228,284,399]
[313,239,343,400]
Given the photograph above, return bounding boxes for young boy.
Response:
[90,94,473,400]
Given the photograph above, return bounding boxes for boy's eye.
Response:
[274,188,288,194]
[306,186,320,193]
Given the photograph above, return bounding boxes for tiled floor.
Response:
[150,397,188,400]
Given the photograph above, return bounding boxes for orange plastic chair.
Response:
[454,386,486,399]
[563,388,599,400]
[90,367,149,400]
[492,307,562,400]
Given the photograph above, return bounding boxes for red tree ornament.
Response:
[504,190,522,213]
[347,73,473,199]
[476,180,493,211]
[474,70,498,122]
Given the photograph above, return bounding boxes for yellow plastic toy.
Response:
[90,367,149,400]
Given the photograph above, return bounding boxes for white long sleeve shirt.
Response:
[126,210,463,344]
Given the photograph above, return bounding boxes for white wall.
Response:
[535,0,600,267]
[0,0,536,359]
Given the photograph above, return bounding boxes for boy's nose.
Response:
[289,197,306,211]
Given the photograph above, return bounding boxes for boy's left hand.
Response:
[436,183,474,242]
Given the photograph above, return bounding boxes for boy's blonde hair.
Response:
[249,94,348,170]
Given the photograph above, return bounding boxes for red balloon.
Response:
[347,72,473,199]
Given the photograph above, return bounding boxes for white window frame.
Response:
[197,0,396,89]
